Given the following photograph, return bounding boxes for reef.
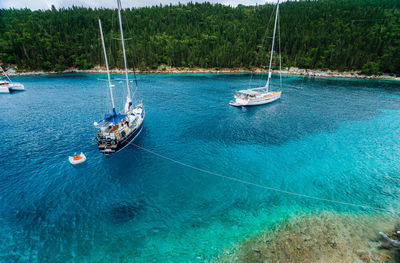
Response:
[216,212,399,263]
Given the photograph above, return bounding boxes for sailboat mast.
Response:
[99,18,116,115]
[265,0,280,92]
[117,0,131,99]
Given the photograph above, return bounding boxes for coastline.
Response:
[4,67,400,81]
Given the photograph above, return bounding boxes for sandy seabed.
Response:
[215,211,398,263]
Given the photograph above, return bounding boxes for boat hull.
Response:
[230,91,281,107]
[0,86,9,93]
[110,120,143,155]
[8,83,25,91]
[0,83,25,93]
[97,113,144,156]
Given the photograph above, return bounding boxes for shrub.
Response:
[360,62,379,75]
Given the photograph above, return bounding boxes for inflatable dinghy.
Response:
[69,152,86,165]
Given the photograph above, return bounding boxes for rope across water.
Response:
[132,143,394,213]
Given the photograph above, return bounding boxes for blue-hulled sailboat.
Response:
[94,0,145,156]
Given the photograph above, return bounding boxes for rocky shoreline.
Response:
[3,66,400,81]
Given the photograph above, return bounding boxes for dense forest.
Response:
[0,0,399,75]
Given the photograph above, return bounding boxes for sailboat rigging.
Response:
[230,0,282,107]
[94,0,145,156]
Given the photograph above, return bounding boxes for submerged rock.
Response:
[106,201,143,224]
[379,230,400,248]
[329,241,337,249]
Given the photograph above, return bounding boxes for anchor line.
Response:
[132,143,393,213]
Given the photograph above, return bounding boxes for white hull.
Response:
[0,83,24,93]
[8,83,25,91]
[0,86,9,93]
[230,91,281,107]
[1,66,25,93]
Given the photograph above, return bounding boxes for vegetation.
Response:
[0,0,399,75]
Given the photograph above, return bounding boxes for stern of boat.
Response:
[96,134,117,155]
[0,86,9,93]
[8,83,25,91]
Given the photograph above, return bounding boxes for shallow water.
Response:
[217,211,399,263]
[1,73,400,262]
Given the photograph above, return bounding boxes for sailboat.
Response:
[0,66,25,93]
[230,0,282,107]
[94,0,145,156]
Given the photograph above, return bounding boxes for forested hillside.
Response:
[0,0,399,75]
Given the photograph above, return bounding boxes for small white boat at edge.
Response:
[0,81,25,93]
[0,66,25,93]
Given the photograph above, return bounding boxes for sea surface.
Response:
[1,73,400,262]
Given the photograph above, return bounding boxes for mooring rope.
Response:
[132,143,394,213]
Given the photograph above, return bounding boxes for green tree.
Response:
[0,0,398,75]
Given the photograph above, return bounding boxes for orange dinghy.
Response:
[68,152,87,165]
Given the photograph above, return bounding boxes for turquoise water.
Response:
[1,73,400,262]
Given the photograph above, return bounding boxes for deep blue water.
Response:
[1,73,400,262]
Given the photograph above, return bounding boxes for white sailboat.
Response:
[230,0,282,107]
[0,66,25,93]
[94,0,145,156]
